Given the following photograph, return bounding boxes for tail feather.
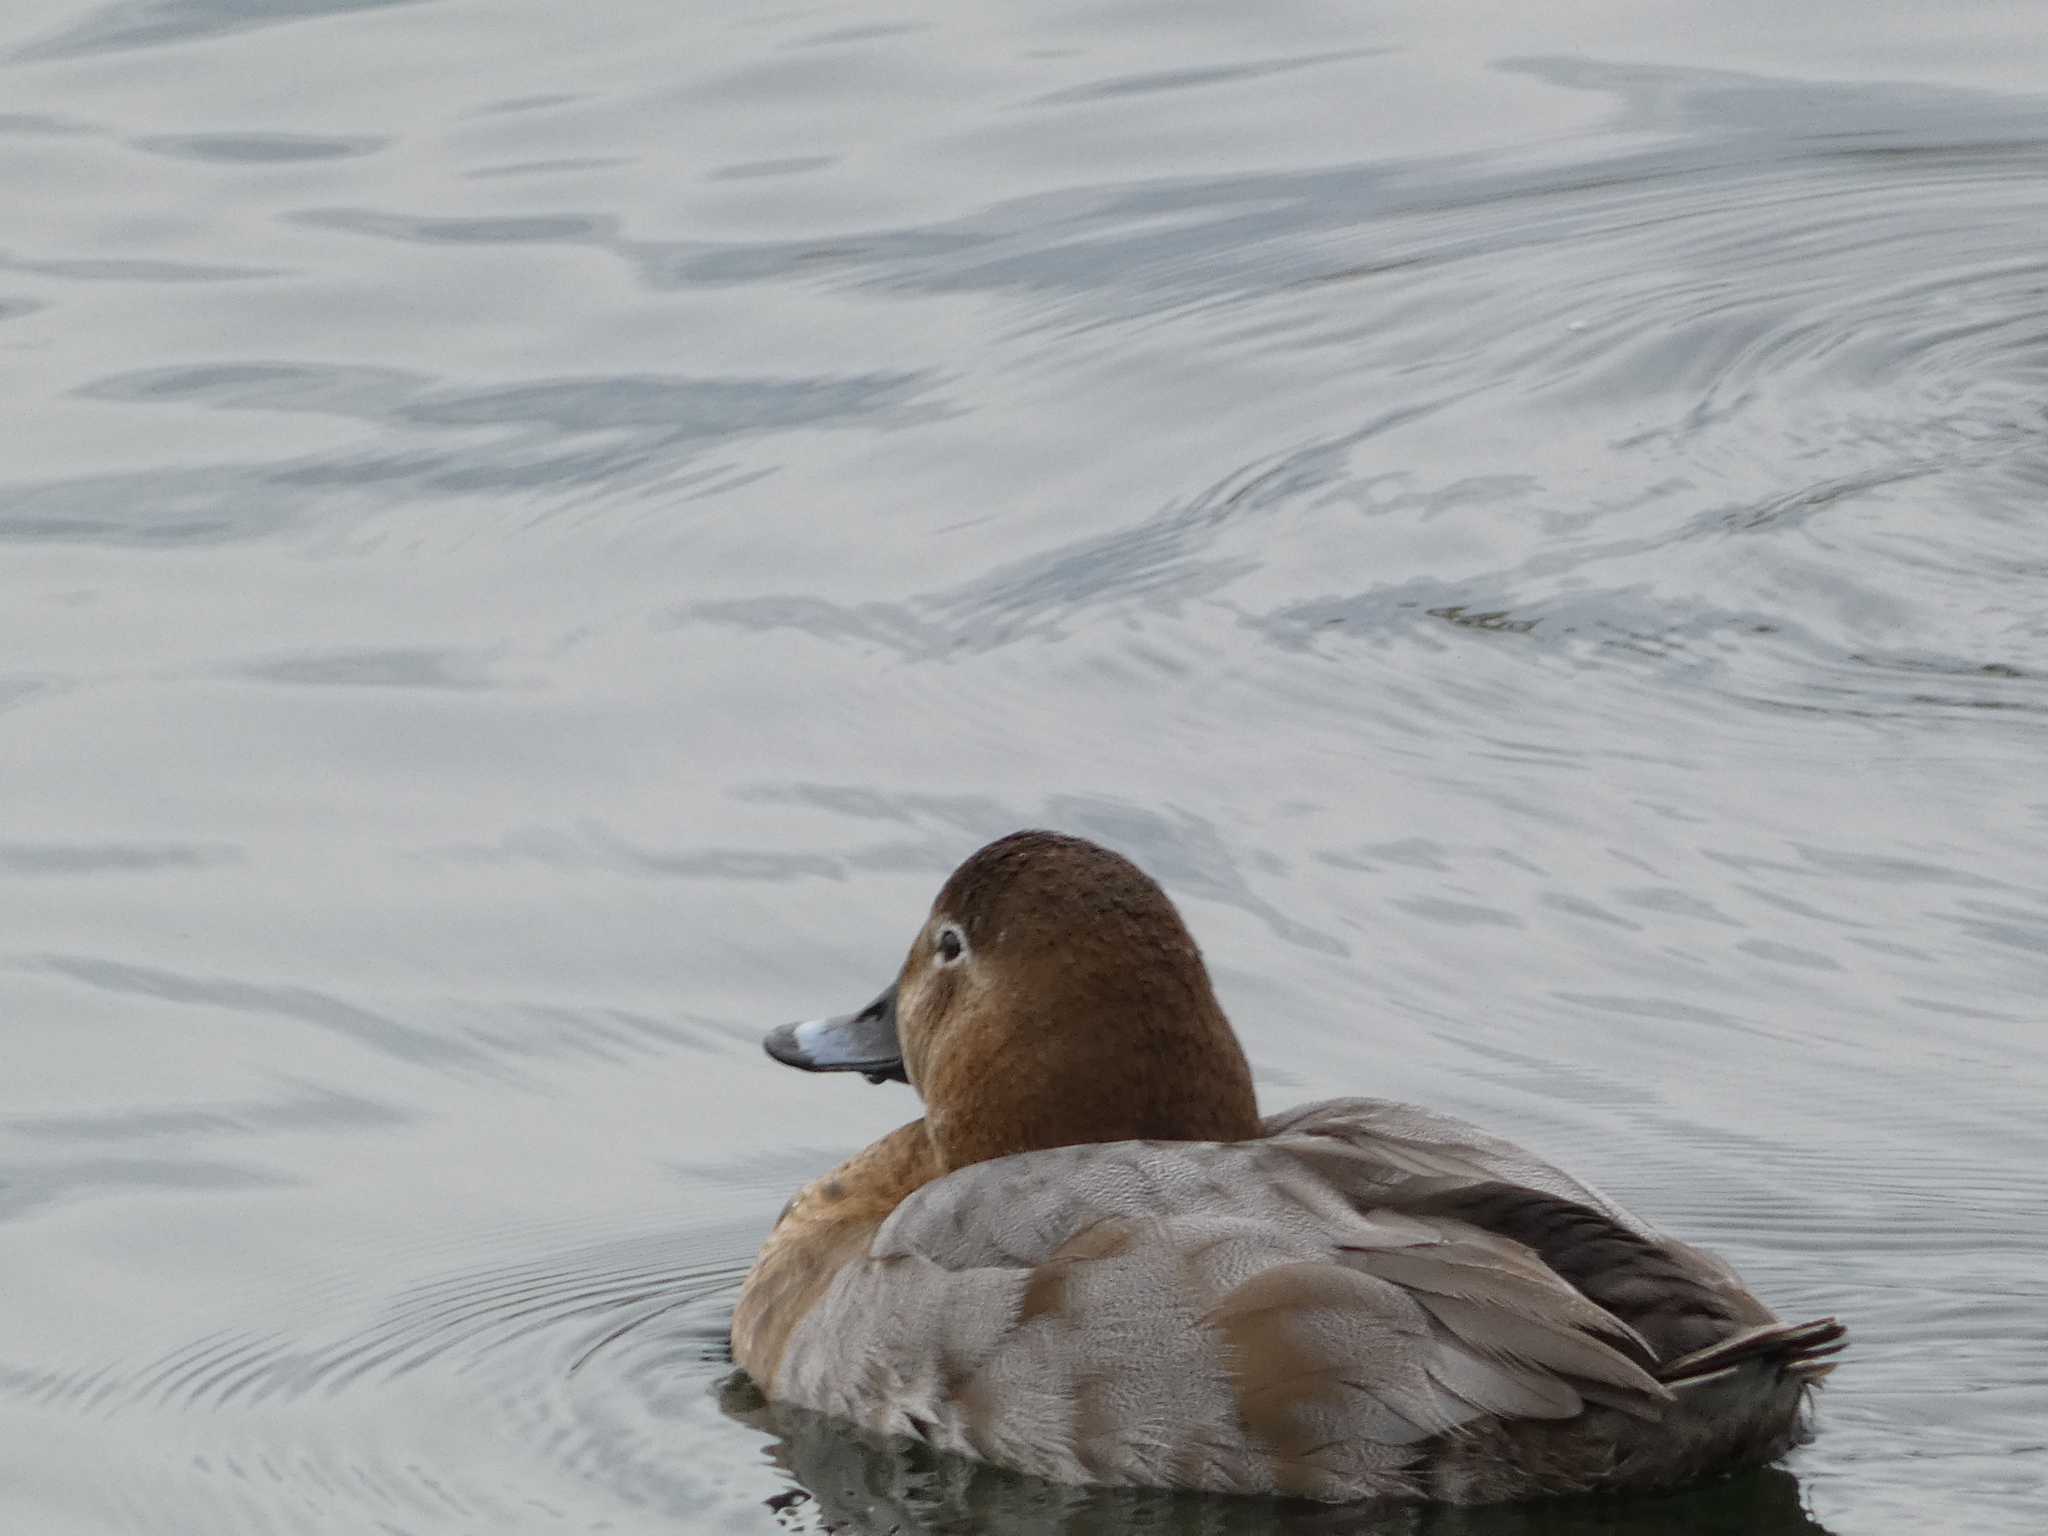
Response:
[1657,1317,1847,1391]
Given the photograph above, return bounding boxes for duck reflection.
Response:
[724,1379,1832,1536]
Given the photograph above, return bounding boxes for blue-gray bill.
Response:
[762,983,907,1085]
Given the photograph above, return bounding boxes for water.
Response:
[4,2,2045,1532]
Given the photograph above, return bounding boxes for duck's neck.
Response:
[923,995,1261,1171]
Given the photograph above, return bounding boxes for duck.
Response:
[732,830,1844,1504]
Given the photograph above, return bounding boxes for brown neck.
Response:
[921,990,1260,1172]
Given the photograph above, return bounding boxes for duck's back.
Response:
[761,1098,1841,1503]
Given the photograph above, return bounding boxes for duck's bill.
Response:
[762,983,907,1085]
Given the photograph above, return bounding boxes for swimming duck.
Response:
[733,831,1843,1503]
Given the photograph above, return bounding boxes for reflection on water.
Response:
[3,1,2047,1534]
[739,1384,1835,1536]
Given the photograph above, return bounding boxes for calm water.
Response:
[5,3,2046,1533]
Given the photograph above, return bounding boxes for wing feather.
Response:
[776,1122,1697,1497]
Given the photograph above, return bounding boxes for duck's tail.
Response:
[1657,1317,1848,1391]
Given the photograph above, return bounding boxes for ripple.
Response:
[0,841,242,875]
[0,1216,767,1527]
[0,252,286,283]
[10,363,941,548]
[27,954,482,1067]
[666,417,1424,659]
[131,132,386,164]
[642,80,2048,734]
[11,0,430,63]
[232,647,503,691]
[7,1087,411,1144]
[0,1155,290,1222]
[1028,49,1386,108]
[639,65,2048,742]
[125,1243,750,1411]
[709,156,836,182]
[0,113,92,136]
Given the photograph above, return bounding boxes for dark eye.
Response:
[935,925,966,964]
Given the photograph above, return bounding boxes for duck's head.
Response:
[764,830,1261,1170]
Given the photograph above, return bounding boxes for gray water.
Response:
[4,3,2046,1533]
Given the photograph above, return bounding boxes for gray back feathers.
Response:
[766,1098,1834,1502]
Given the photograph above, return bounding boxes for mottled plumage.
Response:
[735,832,1843,1503]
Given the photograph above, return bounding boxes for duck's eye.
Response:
[934,924,967,965]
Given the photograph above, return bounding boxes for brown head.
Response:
[763,831,1261,1171]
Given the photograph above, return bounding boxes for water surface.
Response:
[4,3,2046,1533]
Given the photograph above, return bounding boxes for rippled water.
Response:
[5,3,2046,1533]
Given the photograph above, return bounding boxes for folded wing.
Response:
[778,1104,1695,1499]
